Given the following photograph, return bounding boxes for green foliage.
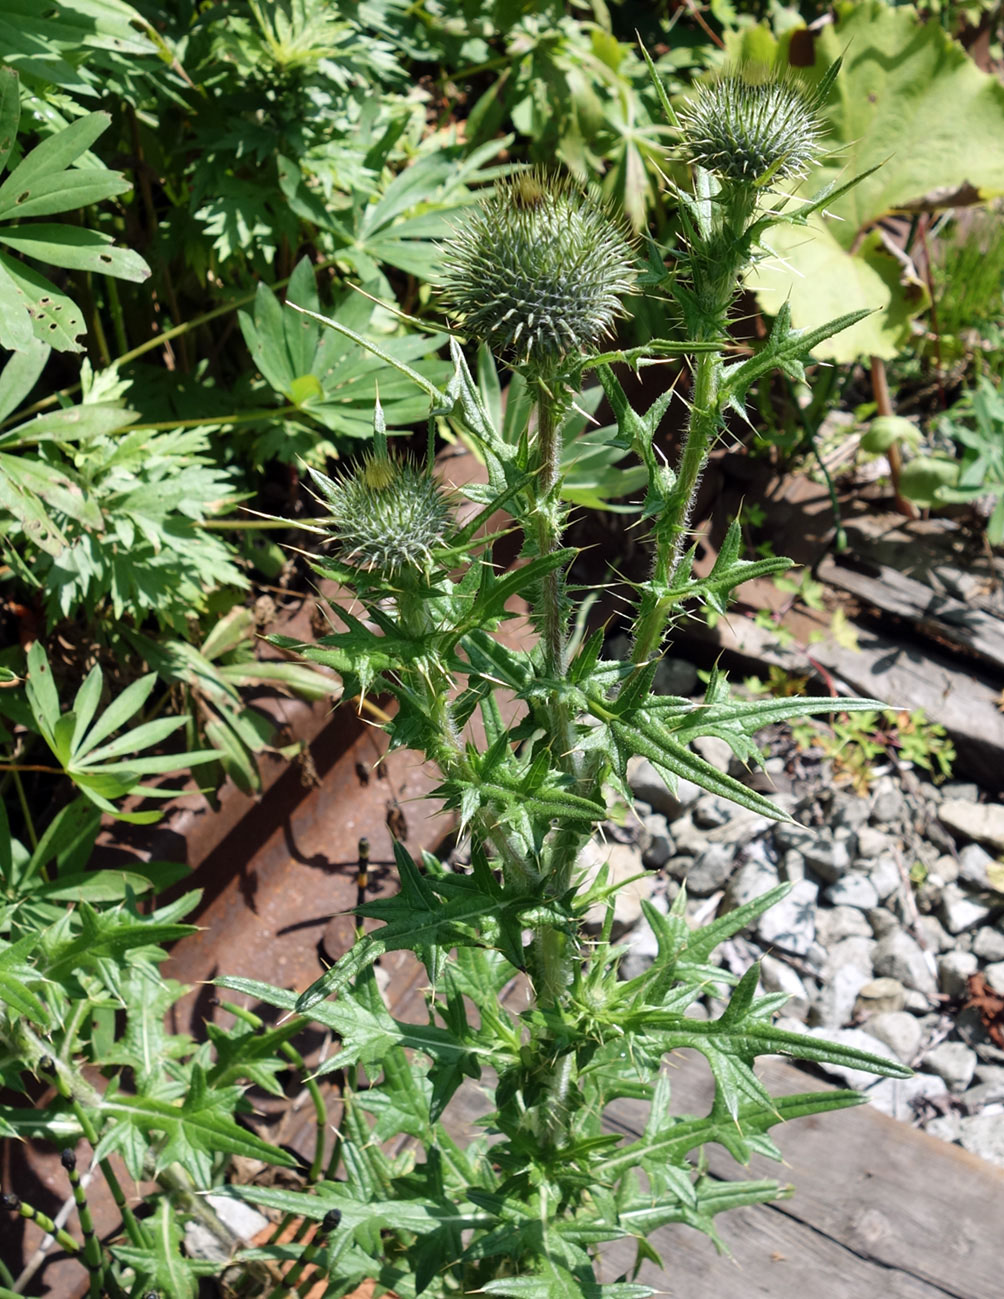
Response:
[871,377,1004,543]
[0,354,247,630]
[3,641,220,822]
[230,75,906,1291]
[741,3,1004,361]
[0,68,150,352]
[790,706,956,792]
[930,376,1004,543]
[238,256,451,466]
[928,204,1004,372]
[0,10,946,1296]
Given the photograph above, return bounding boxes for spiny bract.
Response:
[677,68,824,186]
[310,456,453,575]
[439,172,636,371]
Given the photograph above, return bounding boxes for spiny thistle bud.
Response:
[439,171,636,372]
[309,455,452,575]
[677,67,825,187]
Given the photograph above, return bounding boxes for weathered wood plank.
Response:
[600,1198,959,1299]
[686,611,1004,792]
[817,554,1004,673]
[605,1052,1003,1299]
[431,986,1002,1298]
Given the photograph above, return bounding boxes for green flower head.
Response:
[439,171,636,373]
[310,455,453,576]
[677,66,826,188]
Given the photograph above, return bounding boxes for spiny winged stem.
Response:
[441,172,635,1116]
[632,65,830,664]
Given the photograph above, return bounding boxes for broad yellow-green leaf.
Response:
[747,2,1004,360]
[753,222,928,363]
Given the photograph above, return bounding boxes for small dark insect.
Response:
[386,802,408,842]
[354,761,370,786]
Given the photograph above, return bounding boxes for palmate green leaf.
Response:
[336,139,513,284]
[96,1065,297,1183]
[0,108,150,350]
[24,643,219,820]
[239,258,449,458]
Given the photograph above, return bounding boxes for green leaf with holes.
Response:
[0,106,149,352]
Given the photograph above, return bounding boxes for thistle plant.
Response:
[213,57,909,1297]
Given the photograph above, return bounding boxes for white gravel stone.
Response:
[867,1071,948,1121]
[701,804,776,847]
[916,913,954,954]
[823,935,876,978]
[856,825,893,859]
[871,779,908,826]
[627,756,699,820]
[866,1011,922,1064]
[824,874,880,911]
[721,858,781,912]
[926,1113,963,1143]
[683,842,735,896]
[867,908,900,939]
[580,841,655,935]
[640,813,673,868]
[757,878,818,955]
[938,798,1004,853]
[802,834,852,883]
[760,953,810,1015]
[983,961,1004,996]
[923,1040,978,1092]
[873,930,938,995]
[692,735,735,774]
[939,882,995,934]
[813,964,872,1029]
[931,852,960,884]
[937,950,979,999]
[864,853,902,901]
[653,657,698,697]
[959,1112,1004,1167]
[973,925,1004,961]
[957,842,1004,894]
[816,905,873,945]
[854,977,907,1016]
[780,849,806,882]
[693,793,731,828]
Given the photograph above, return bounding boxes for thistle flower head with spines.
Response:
[309,455,453,576]
[439,171,636,374]
[677,65,826,188]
